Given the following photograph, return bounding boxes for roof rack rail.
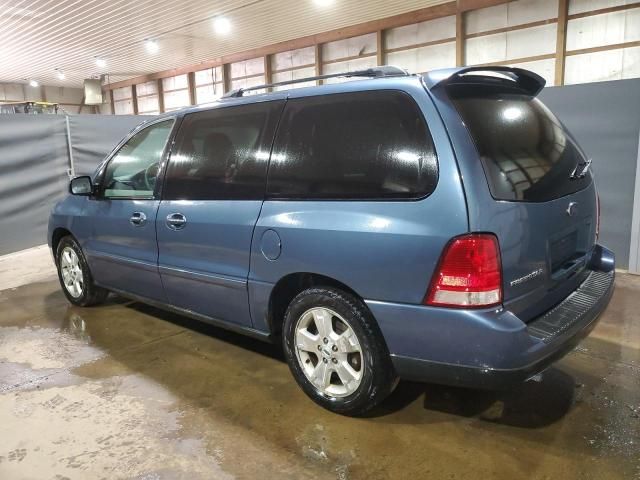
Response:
[222,65,410,98]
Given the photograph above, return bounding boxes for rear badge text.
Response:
[510,268,544,287]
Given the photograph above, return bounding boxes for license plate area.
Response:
[550,230,578,272]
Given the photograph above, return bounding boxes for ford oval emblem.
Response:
[566,202,578,217]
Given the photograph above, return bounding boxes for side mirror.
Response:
[69,176,93,196]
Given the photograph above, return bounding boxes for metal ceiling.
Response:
[0,0,450,88]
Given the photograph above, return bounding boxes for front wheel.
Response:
[55,236,108,306]
[283,287,397,416]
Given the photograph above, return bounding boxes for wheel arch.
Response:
[267,272,367,338]
[51,227,74,256]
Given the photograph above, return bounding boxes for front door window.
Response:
[101,119,174,198]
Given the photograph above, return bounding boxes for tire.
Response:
[55,236,109,307]
[282,287,397,416]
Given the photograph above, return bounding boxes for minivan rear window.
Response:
[267,90,438,200]
[449,86,592,202]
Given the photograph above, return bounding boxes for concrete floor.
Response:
[0,273,638,479]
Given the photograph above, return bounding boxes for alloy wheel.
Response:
[294,307,364,398]
[59,246,84,298]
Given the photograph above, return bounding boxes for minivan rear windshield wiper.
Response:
[570,158,592,179]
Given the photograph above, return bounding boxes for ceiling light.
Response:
[56,70,65,80]
[29,79,39,87]
[95,57,107,68]
[213,16,231,35]
[313,0,335,6]
[145,39,159,54]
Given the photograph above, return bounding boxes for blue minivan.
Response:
[49,66,615,415]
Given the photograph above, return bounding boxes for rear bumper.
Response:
[366,246,615,390]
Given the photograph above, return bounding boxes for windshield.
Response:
[449,86,592,202]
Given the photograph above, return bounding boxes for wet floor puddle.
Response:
[0,280,639,479]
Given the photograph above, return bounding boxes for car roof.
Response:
[137,65,544,126]
[147,73,426,122]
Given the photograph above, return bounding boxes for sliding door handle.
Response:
[166,213,187,230]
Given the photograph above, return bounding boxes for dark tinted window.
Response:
[163,101,284,200]
[267,90,438,199]
[449,86,592,202]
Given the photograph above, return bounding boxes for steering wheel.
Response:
[143,163,159,191]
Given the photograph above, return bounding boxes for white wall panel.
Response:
[466,4,508,34]
[569,0,635,15]
[162,74,188,91]
[323,56,378,83]
[24,87,42,102]
[564,47,637,83]
[466,0,558,35]
[136,80,158,96]
[508,0,559,24]
[272,47,316,71]
[113,86,132,101]
[195,84,223,104]
[1,84,25,101]
[567,8,640,50]
[385,15,455,50]
[272,66,316,90]
[466,32,507,64]
[507,24,558,58]
[230,57,264,78]
[322,33,377,61]
[230,75,266,94]
[42,86,85,105]
[114,99,133,115]
[137,94,159,114]
[387,42,456,73]
[622,45,640,78]
[508,58,556,85]
[163,89,190,110]
[466,24,556,65]
[194,67,223,86]
[6,84,25,100]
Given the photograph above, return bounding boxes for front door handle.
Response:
[166,213,187,230]
[130,211,147,226]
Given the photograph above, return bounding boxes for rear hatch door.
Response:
[427,68,597,321]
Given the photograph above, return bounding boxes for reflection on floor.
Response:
[0,275,638,479]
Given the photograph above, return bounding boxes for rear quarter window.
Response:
[449,86,592,202]
[266,90,438,199]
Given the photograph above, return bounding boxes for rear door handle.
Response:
[130,211,147,226]
[166,213,187,230]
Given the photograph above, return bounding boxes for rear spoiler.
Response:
[423,66,546,96]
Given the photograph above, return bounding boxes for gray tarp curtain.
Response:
[1,80,640,264]
[0,114,152,255]
[539,78,640,269]
[68,115,152,175]
[0,115,69,256]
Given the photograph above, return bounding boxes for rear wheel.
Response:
[283,287,397,416]
[55,236,108,306]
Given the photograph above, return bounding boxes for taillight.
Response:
[595,194,600,241]
[425,234,502,308]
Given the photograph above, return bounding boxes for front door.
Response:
[83,118,176,301]
[156,99,285,326]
